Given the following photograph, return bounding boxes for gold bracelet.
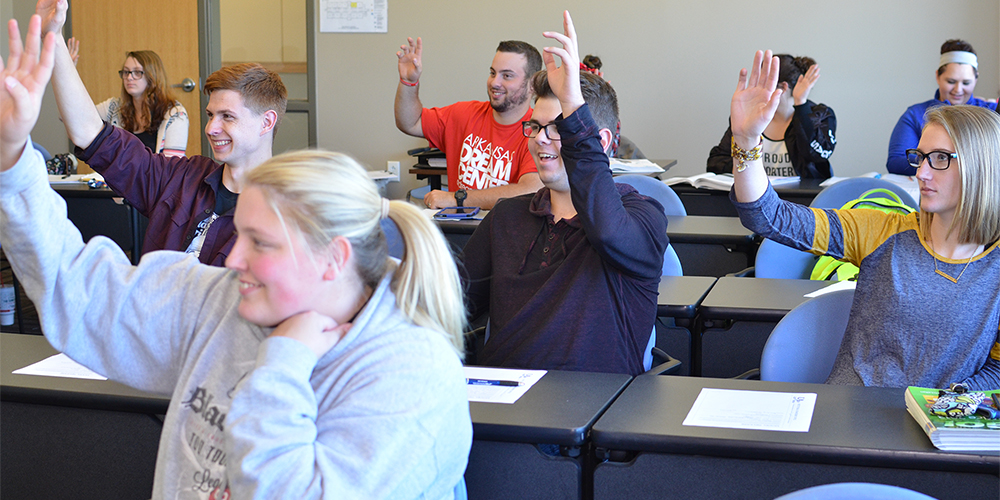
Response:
[731,136,763,173]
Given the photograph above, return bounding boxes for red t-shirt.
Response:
[421,101,536,191]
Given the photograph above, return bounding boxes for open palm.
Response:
[1,16,55,164]
[730,50,782,145]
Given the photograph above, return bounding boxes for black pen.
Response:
[466,378,519,387]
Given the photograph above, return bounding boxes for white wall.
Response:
[3,0,998,187]
[313,0,999,199]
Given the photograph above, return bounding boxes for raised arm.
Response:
[1,15,54,170]
[394,36,425,137]
[730,50,783,203]
[541,11,585,121]
[36,0,103,149]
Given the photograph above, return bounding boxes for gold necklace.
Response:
[930,239,977,284]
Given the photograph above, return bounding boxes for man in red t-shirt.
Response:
[395,38,544,209]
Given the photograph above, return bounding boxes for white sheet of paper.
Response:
[319,0,387,33]
[464,366,546,404]
[805,280,857,297]
[12,353,108,380]
[682,388,817,432]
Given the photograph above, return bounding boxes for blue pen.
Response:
[466,378,519,387]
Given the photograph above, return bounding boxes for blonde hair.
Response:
[920,105,1000,245]
[244,150,466,357]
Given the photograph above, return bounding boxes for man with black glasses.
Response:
[460,12,668,376]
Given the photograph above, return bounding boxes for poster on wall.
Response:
[320,0,387,33]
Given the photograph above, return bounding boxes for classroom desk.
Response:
[412,159,678,194]
[590,375,999,500]
[655,276,717,376]
[0,332,167,499]
[665,215,759,277]
[671,178,825,217]
[466,370,631,500]
[695,276,831,377]
[52,183,147,265]
[437,215,759,277]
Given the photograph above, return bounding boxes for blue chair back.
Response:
[614,175,686,277]
[380,218,405,259]
[754,238,818,280]
[760,288,855,383]
[811,177,917,209]
[775,482,937,500]
[614,174,687,216]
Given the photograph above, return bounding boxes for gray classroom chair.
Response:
[758,288,855,383]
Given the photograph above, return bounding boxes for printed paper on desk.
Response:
[464,366,546,404]
[12,353,108,380]
[683,388,817,432]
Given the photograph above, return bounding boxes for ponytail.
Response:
[245,150,466,358]
[386,201,466,357]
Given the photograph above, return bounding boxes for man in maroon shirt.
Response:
[37,0,286,267]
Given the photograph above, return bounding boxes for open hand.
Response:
[270,311,351,359]
[67,36,79,65]
[730,50,782,149]
[397,36,422,84]
[792,63,819,105]
[1,16,55,171]
[541,11,584,115]
[35,0,67,36]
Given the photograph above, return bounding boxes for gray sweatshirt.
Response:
[0,146,472,499]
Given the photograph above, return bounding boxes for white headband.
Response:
[380,198,391,220]
[940,51,978,70]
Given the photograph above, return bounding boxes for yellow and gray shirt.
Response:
[734,186,1000,390]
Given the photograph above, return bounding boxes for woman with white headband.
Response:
[886,39,998,175]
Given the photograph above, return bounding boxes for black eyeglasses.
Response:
[522,121,560,140]
[905,149,958,170]
[118,69,145,80]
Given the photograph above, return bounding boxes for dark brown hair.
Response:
[118,51,178,134]
[496,41,542,78]
[531,70,618,133]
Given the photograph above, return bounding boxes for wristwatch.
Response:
[454,189,467,207]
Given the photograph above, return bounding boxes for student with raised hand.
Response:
[887,39,998,175]
[729,50,1000,390]
[394,34,544,209]
[2,16,471,499]
[461,11,668,376]
[35,0,286,267]
[708,54,835,179]
[97,47,188,156]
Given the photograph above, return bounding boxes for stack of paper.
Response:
[609,158,665,174]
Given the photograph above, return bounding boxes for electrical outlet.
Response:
[386,161,400,182]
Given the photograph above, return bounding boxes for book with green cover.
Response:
[904,386,1000,452]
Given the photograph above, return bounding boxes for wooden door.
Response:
[72,0,201,159]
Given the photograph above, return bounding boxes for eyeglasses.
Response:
[522,121,560,140]
[905,149,958,170]
[118,69,145,80]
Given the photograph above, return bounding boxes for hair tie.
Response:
[380,198,391,220]
[940,51,978,69]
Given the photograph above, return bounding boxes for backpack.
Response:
[810,188,916,281]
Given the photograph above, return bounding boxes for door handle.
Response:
[172,78,197,93]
